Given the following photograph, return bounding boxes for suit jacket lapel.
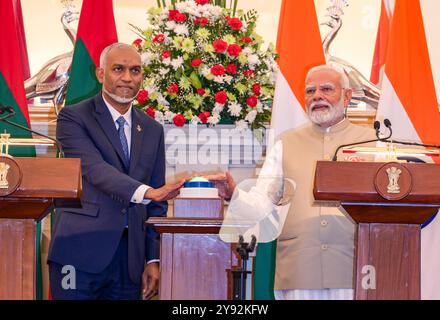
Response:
[93,95,129,170]
[129,108,145,175]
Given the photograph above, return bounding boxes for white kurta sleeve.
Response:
[227,140,285,223]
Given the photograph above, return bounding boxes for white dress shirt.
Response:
[102,95,151,205]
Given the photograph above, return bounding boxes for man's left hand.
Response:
[142,262,160,300]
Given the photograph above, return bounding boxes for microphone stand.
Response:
[332,130,392,161]
[232,235,256,300]
[0,110,64,157]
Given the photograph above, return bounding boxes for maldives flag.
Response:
[254,0,325,300]
[374,0,440,299]
[65,0,118,106]
[0,0,35,157]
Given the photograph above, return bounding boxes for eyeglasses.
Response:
[305,84,343,97]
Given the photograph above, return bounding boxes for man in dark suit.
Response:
[48,43,184,300]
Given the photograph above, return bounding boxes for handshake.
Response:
[143,171,237,202]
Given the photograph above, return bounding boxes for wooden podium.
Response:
[314,161,440,300]
[147,198,240,300]
[0,157,81,300]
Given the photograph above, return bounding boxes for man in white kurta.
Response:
[211,65,376,300]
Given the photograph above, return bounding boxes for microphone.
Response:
[374,120,381,139]
[0,106,15,114]
[384,118,392,137]
[332,118,440,161]
[0,106,64,157]
[332,121,392,161]
[0,106,16,120]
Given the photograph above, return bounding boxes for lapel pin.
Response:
[137,125,142,132]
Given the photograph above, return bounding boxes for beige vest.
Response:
[275,118,376,290]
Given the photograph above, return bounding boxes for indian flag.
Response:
[370,0,393,86]
[254,0,325,300]
[374,0,440,299]
[65,0,118,106]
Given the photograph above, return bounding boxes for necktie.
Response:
[116,116,130,168]
[116,116,130,228]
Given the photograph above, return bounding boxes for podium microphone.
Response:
[374,120,381,139]
[0,105,64,157]
[332,121,392,161]
[384,118,392,137]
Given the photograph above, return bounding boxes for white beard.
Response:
[103,87,137,104]
[308,97,345,127]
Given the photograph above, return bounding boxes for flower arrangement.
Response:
[131,0,278,130]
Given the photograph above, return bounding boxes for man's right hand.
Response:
[203,171,236,200]
[144,179,186,202]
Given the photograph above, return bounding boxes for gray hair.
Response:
[305,64,350,89]
[99,42,140,68]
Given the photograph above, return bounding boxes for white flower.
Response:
[159,68,169,76]
[171,57,184,70]
[190,116,201,125]
[207,114,221,126]
[144,84,158,93]
[201,67,211,78]
[213,76,224,84]
[157,94,170,106]
[245,110,258,124]
[248,54,260,68]
[174,24,190,36]
[141,52,155,65]
[165,111,176,122]
[159,12,168,21]
[213,103,224,114]
[235,120,249,131]
[155,111,165,125]
[242,47,253,55]
[228,102,242,117]
[165,20,177,31]
[224,75,233,84]
[162,57,171,66]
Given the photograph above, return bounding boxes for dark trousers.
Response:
[49,230,140,300]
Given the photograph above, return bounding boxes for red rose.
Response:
[252,83,261,96]
[194,17,209,26]
[211,64,225,76]
[196,0,210,5]
[137,89,149,104]
[243,69,255,78]
[227,17,243,31]
[174,12,187,23]
[167,83,179,94]
[246,96,258,108]
[240,37,253,43]
[168,10,179,21]
[226,64,237,74]
[191,59,203,68]
[198,111,210,124]
[173,114,186,127]
[145,106,155,118]
[213,39,228,53]
[215,91,228,105]
[228,44,242,57]
[153,34,165,43]
[162,51,171,59]
[197,88,206,95]
[132,38,142,48]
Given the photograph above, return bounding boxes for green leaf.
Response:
[189,71,202,89]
